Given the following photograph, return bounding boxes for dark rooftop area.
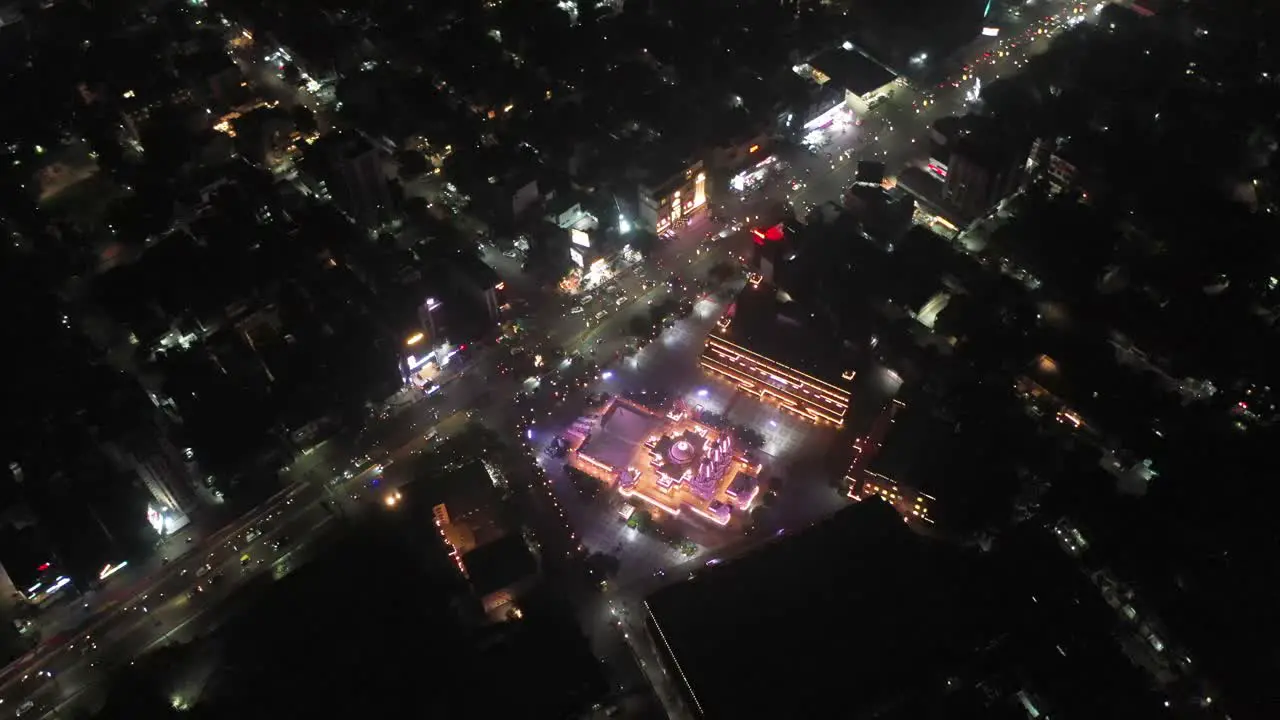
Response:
[808,46,897,97]
[409,459,504,519]
[718,283,854,385]
[865,401,957,497]
[461,532,539,597]
[645,501,992,718]
[310,131,378,161]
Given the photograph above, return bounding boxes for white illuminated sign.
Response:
[982,27,1000,37]
[570,248,585,267]
[571,229,591,248]
[406,351,436,371]
[147,505,170,536]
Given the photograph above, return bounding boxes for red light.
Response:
[460,344,467,351]
[751,226,785,245]
[37,563,50,572]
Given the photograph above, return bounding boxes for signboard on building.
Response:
[570,248,585,267]
[571,229,591,248]
[432,503,450,526]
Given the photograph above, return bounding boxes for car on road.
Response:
[594,310,607,321]
[579,294,593,305]
[614,296,627,307]
[570,305,584,314]
[270,536,290,552]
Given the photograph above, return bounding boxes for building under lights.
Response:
[797,45,897,117]
[847,400,943,525]
[565,398,760,526]
[637,158,709,234]
[416,460,538,619]
[700,284,855,427]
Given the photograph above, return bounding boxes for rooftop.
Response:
[410,460,506,531]
[865,402,956,498]
[634,144,703,192]
[577,402,666,472]
[808,46,897,98]
[308,131,380,164]
[461,533,539,597]
[714,284,854,386]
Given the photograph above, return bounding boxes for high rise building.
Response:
[305,133,391,231]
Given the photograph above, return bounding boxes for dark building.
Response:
[644,501,990,717]
[446,147,543,233]
[305,133,391,231]
[804,45,898,116]
[461,533,540,618]
[845,182,915,247]
[444,251,504,329]
[942,123,1026,218]
[1023,134,1109,200]
[828,0,989,69]
[902,115,1026,222]
[175,49,246,110]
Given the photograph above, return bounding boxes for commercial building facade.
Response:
[638,159,709,234]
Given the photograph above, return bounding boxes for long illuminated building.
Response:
[699,288,853,427]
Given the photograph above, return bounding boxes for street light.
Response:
[406,332,425,346]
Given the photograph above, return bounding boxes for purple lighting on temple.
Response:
[570,396,763,528]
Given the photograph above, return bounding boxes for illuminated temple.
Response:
[566,398,760,526]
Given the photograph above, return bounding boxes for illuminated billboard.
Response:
[571,229,591,248]
[570,247,585,267]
